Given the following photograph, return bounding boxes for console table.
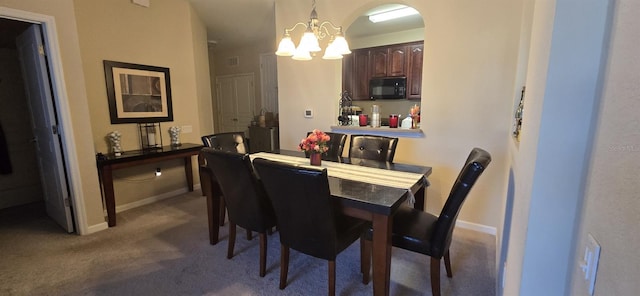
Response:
[96,143,203,227]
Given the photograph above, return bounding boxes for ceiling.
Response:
[187,1,424,51]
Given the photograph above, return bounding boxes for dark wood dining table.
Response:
[201,149,432,296]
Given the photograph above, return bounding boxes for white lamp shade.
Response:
[298,31,321,52]
[331,35,351,55]
[275,36,296,56]
[322,41,343,59]
[292,47,312,60]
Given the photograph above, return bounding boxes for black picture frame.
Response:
[103,60,173,124]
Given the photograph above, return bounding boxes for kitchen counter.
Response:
[330,125,424,138]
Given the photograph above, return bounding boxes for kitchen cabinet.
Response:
[342,41,423,101]
[370,44,408,78]
[407,43,424,100]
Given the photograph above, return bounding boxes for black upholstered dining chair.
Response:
[201,149,277,277]
[199,132,248,226]
[252,158,369,296]
[363,147,491,296]
[304,131,347,161]
[348,134,399,162]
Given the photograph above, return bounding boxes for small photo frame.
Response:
[103,60,173,124]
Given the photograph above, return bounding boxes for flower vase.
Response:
[310,152,322,166]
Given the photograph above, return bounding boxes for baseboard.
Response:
[115,184,202,213]
[456,219,497,236]
[86,221,109,234]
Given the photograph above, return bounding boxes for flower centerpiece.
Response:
[299,129,331,165]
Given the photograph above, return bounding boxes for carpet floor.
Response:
[0,191,496,295]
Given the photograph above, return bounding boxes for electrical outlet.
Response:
[579,233,600,295]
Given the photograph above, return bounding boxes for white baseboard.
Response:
[456,219,497,236]
[86,221,109,234]
[115,184,202,213]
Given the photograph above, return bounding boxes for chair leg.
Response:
[280,244,289,290]
[259,233,267,277]
[444,250,453,277]
[227,222,236,259]
[218,197,226,226]
[328,260,336,296]
[360,237,371,284]
[430,257,441,296]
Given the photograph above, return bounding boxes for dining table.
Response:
[201,149,431,296]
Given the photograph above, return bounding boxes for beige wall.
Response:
[74,0,209,207]
[275,0,521,230]
[190,5,214,136]
[570,1,640,295]
[0,0,105,230]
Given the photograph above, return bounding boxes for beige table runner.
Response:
[250,152,426,204]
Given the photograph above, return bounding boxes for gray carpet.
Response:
[0,192,496,295]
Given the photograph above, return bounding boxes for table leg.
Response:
[372,212,392,296]
[414,186,426,211]
[101,165,117,227]
[204,174,220,245]
[185,157,194,191]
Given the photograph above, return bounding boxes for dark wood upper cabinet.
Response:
[407,43,424,100]
[343,41,423,101]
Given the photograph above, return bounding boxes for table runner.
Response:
[250,152,426,204]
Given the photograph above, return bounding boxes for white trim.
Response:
[86,222,109,234]
[115,184,201,213]
[0,7,89,235]
[456,219,497,236]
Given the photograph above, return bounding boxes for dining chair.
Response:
[201,148,277,277]
[348,134,399,162]
[199,132,248,226]
[252,158,369,296]
[304,131,347,161]
[363,147,491,296]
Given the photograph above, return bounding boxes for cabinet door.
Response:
[387,45,408,77]
[369,47,388,78]
[407,43,424,100]
[342,53,354,97]
[353,49,371,100]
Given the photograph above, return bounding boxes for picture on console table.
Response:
[104,60,173,124]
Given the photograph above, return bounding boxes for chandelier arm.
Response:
[284,22,310,34]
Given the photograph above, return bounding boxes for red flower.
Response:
[299,129,331,153]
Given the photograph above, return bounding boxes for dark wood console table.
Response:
[96,143,203,227]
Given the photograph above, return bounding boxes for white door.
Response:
[260,53,278,114]
[17,25,73,232]
[216,74,255,134]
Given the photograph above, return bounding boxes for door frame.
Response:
[0,8,88,234]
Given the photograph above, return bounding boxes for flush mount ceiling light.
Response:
[275,0,351,60]
[368,6,419,23]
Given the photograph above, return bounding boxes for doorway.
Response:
[0,17,74,233]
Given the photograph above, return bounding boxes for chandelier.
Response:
[275,0,351,60]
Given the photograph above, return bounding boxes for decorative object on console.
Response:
[107,131,122,156]
[298,129,330,166]
[410,104,420,129]
[138,122,162,150]
[275,0,351,60]
[169,126,181,146]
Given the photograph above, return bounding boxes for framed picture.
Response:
[103,60,173,124]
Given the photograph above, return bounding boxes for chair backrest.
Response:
[348,135,399,162]
[431,147,491,257]
[201,132,248,154]
[252,158,342,260]
[304,132,347,161]
[201,148,275,232]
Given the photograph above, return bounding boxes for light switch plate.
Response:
[181,125,193,133]
[304,109,313,118]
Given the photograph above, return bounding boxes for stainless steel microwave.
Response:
[369,77,406,100]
